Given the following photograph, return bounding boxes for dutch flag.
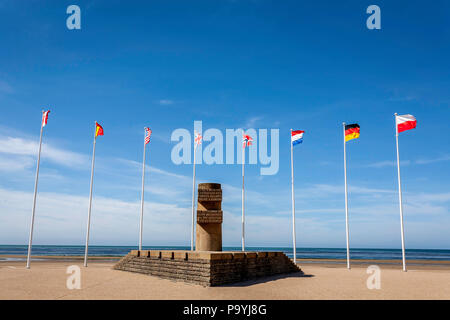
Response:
[291,130,304,146]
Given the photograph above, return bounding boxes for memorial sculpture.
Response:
[196,183,223,251]
[114,182,301,286]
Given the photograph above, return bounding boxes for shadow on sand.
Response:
[220,271,314,287]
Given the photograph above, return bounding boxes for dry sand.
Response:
[1,259,449,300]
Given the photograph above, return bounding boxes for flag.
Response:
[396,114,416,133]
[291,130,304,146]
[42,110,50,127]
[345,124,360,142]
[144,127,152,145]
[194,132,202,145]
[95,122,104,137]
[242,134,253,148]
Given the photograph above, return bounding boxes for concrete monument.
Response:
[114,182,301,286]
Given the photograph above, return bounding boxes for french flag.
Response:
[396,114,417,133]
[291,130,304,146]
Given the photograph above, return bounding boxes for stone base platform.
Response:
[113,250,301,286]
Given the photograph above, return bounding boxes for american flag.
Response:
[194,132,202,145]
[42,110,50,127]
[144,127,152,145]
[242,134,253,148]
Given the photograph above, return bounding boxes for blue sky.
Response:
[0,0,449,249]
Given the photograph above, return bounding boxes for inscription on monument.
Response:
[196,183,223,251]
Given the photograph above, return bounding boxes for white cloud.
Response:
[0,187,192,245]
[0,181,448,247]
[0,155,34,172]
[0,137,88,168]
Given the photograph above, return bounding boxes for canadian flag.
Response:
[396,114,416,133]
[194,132,202,146]
[242,134,253,148]
[42,110,50,127]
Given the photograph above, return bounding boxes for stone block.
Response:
[140,250,149,258]
[161,251,174,259]
[149,250,161,258]
[245,252,257,259]
[173,251,187,260]
[130,250,139,256]
[232,252,245,260]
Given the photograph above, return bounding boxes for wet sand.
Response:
[1,258,449,299]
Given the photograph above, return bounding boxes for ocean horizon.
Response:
[1,245,450,262]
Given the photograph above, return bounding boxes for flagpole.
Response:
[290,129,297,265]
[395,113,407,272]
[139,129,147,251]
[84,122,97,267]
[26,111,45,269]
[242,143,245,252]
[191,141,197,251]
[343,122,351,270]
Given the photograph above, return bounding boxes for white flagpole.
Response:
[84,122,97,267]
[191,140,197,251]
[395,113,407,272]
[343,122,351,270]
[242,143,245,252]
[290,129,297,265]
[26,111,45,269]
[139,129,147,251]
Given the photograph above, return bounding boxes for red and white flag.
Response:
[42,110,50,127]
[194,132,202,146]
[242,134,253,148]
[144,127,152,145]
[396,114,417,133]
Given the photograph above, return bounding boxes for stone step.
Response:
[117,266,210,279]
[119,263,211,276]
[118,258,209,269]
[113,251,302,286]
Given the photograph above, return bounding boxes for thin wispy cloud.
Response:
[158,99,174,105]
[245,116,263,128]
[388,95,416,102]
[296,183,395,197]
[117,158,190,181]
[415,155,450,165]
[0,80,13,94]
[365,160,411,168]
[366,155,450,168]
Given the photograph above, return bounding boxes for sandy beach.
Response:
[1,258,449,300]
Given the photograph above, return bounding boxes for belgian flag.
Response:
[95,122,104,137]
[345,123,360,142]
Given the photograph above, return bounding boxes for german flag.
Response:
[345,124,360,142]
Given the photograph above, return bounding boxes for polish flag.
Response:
[42,110,50,127]
[396,114,417,133]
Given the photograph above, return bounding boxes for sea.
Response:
[1,245,450,262]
